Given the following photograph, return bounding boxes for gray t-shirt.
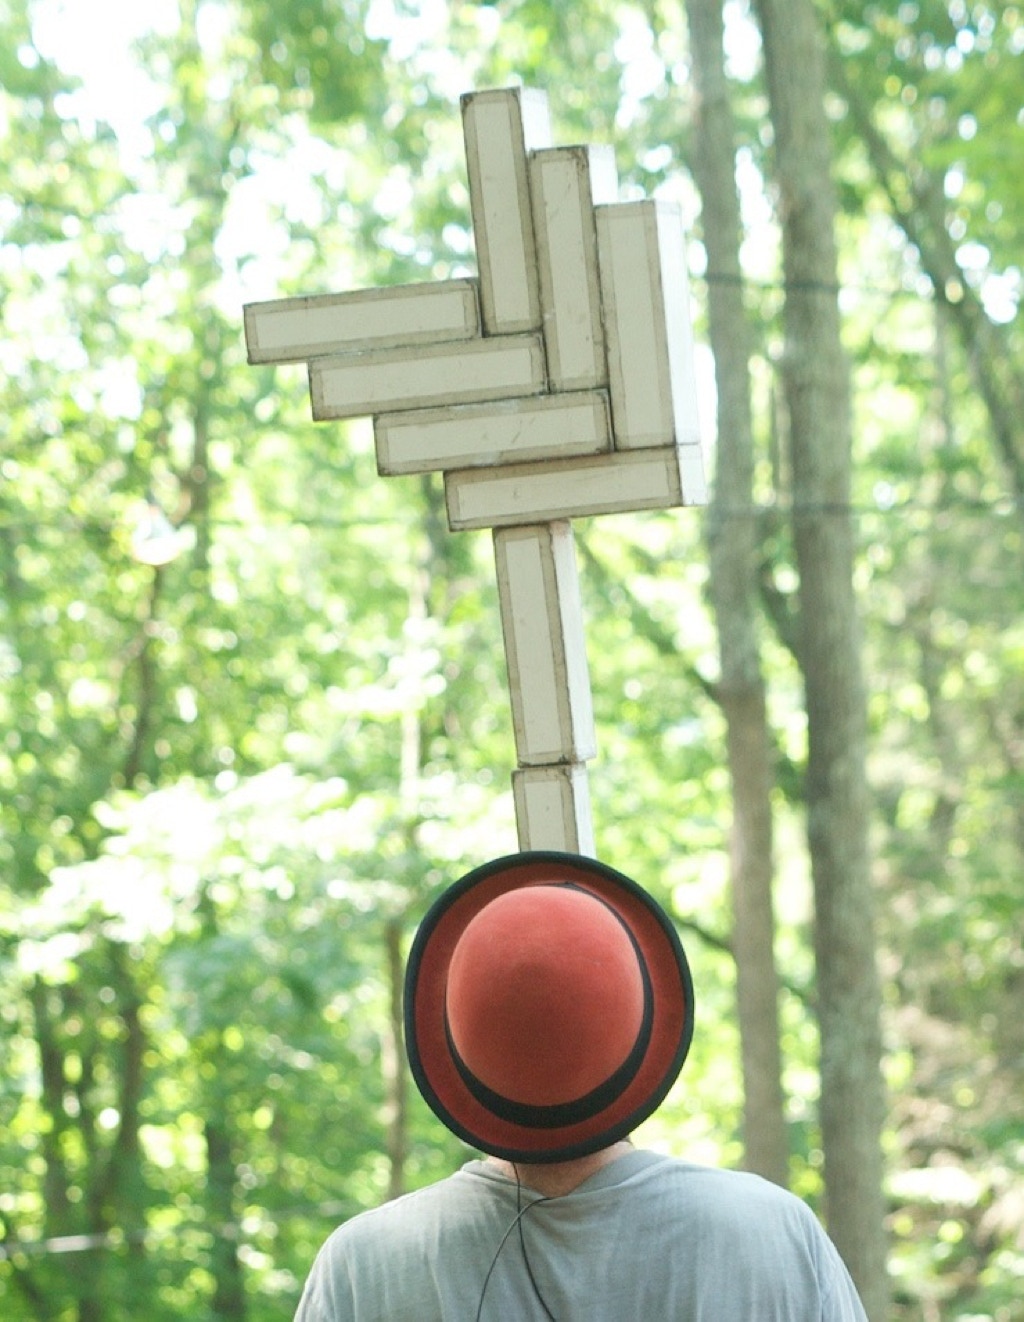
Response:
[294,1149,868,1320]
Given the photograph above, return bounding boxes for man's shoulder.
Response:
[625,1151,815,1206]
[620,1153,828,1242]
[323,1165,495,1247]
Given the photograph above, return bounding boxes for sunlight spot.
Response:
[980,269,1020,324]
[31,0,176,162]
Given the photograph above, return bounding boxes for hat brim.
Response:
[405,851,694,1163]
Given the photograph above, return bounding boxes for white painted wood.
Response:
[512,764,595,855]
[310,334,547,420]
[493,523,596,766]
[243,279,480,365]
[528,145,617,391]
[446,445,704,530]
[374,390,612,475]
[677,442,708,506]
[595,199,703,454]
[461,87,551,335]
[243,84,719,864]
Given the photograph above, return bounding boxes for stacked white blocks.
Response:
[244,86,707,855]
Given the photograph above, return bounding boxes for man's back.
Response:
[294,1149,867,1321]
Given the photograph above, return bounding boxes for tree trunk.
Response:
[685,0,788,1188]
[205,1112,247,1320]
[28,979,77,1317]
[751,0,890,1315]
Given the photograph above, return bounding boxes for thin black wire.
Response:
[0,494,1021,541]
[701,269,944,301]
[474,1176,555,1322]
[514,1165,558,1322]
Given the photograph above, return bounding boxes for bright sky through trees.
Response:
[30,0,177,152]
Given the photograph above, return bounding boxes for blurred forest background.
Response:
[1,0,1022,1318]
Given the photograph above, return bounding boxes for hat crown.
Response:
[444,885,646,1107]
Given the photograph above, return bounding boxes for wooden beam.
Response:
[244,279,480,364]
[462,87,551,335]
[446,444,706,530]
[512,764,595,855]
[596,199,702,451]
[374,390,611,476]
[493,522,596,766]
[529,144,617,391]
[310,335,547,420]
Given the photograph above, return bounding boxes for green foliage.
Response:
[1,0,1022,1317]
[242,0,387,125]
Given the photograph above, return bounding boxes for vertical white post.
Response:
[529,144,617,391]
[513,764,595,855]
[493,521,596,768]
[462,87,552,335]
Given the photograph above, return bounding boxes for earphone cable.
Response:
[473,1175,556,1322]
[515,1165,558,1322]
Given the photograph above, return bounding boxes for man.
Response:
[295,851,868,1320]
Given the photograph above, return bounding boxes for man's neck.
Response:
[486,1139,634,1198]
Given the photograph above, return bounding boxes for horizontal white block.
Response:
[494,522,596,766]
[596,200,702,453]
[513,764,595,855]
[244,279,480,364]
[374,390,612,475]
[445,445,706,530]
[462,87,551,335]
[529,145,617,391]
[310,335,547,420]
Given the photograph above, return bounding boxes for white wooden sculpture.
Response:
[244,86,707,856]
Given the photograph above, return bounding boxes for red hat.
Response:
[405,851,694,1163]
